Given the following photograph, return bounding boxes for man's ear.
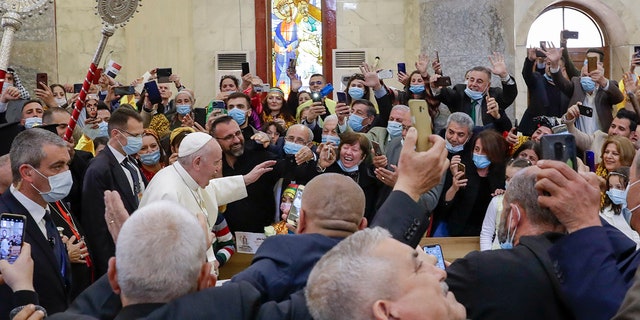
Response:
[18,164,35,184]
[295,208,306,234]
[197,261,217,290]
[358,217,368,230]
[372,300,392,320]
[107,257,121,295]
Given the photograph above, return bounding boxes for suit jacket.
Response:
[552,71,624,132]
[547,224,640,320]
[447,233,575,319]
[231,234,342,303]
[520,58,570,136]
[0,192,70,319]
[374,137,444,213]
[436,81,516,133]
[81,146,146,277]
[67,150,93,224]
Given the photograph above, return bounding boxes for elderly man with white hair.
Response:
[107,200,212,318]
[139,132,275,262]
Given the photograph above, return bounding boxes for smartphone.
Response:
[0,213,26,264]
[144,81,162,105]
[434,50,443,76]
[424,244,445,270]
[434,76,452,87]
[73,83,83,94]
[578,104,593,117]
[241,62,250,76]
[536,41,547,58]
[562,30,579,40]
[92,68,103,84]
[408,99,432,152]
[157,68,172,83]
[587,56,598,73]
[634,46,640,64]
[377,69,394,80]
[287,185,305,228]
[36,73,48,91]
[288,58,296,72]
[336,91,347,104]
[114,86,135,96]
[540,134,577,171]
[371,141,383,156]
[211,100,225,110]
[457,163,466,179]
[397,62,406,75]
[193,107,207,128]
[585,150,596,172]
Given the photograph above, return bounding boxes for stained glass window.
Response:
[271,0,323,97]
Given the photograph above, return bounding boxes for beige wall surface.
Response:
[49,0,640,114]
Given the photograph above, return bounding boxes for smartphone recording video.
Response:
[0,213,26,264]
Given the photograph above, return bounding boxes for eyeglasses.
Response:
[284,136,308,145]
[215,130,242,142]
[117,128,143,139]
[309,81,323,86]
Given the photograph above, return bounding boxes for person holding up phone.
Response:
[543,44,623,135]
[518,46,571,136]
[430,52,515,134]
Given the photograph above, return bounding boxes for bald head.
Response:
[299,173,366,237]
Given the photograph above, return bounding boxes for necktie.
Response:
[470,100,479,125]
[122,157,141,202]
[43,210,67,281]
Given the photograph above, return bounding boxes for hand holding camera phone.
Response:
[541,134,578,171]
[424,244,446,270]
[409,99,432,152]
[36,73,48,91]
[0,213,26,264]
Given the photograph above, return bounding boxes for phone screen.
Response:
[0,214,26,264]
[241,62,250,76]
[424,244,445,270]
[287,185,305,227]
[336,91,347,104]
[372,141,383,156]
[36,73,48,91]
[157,68,172,83]
[540,134,577,171]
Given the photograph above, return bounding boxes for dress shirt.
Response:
[10,185,47,238]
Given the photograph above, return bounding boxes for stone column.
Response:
[418,0,516,119]
[0,7,56,90]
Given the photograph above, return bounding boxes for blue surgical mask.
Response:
[386,121,403,138]
[607,189,627,206]
[24,117,42,129]
[348,114,365,132]
[445,140,464,153]
[504,181,509,190]
[30,167,73,202]
[117,132,143,155]
[283,141,303,155]
[626,180,640,213]
[580,77,596,92]
[409,85,425,94]
[321,134,341,145]
[348,87,365,100]
[228,107,247,126]
[536,62,546,69]
[55,97,67,106]
[473,153,491,169]
[337,159,359,173]
[176,104,191,115]
[464,87,484,101]
[98,121,109,138]
[139,149,161,165]
[499,206,521,250]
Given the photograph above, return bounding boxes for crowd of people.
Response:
[1,29,640,319]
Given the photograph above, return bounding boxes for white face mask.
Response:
[30,166,73,202]
[626,179,640,214]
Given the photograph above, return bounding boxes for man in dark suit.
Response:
[82,107,146,277]
[519,47,571,136]
[446,166,574,319]
[0,129,73,319]
[430,53,516,133]
[544,46,624,134]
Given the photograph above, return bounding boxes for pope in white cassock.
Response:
[139,132,274,262]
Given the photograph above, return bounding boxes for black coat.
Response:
[0,192,71,319]
[447,233,576,320]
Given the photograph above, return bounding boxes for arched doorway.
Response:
[526,4,609,77]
